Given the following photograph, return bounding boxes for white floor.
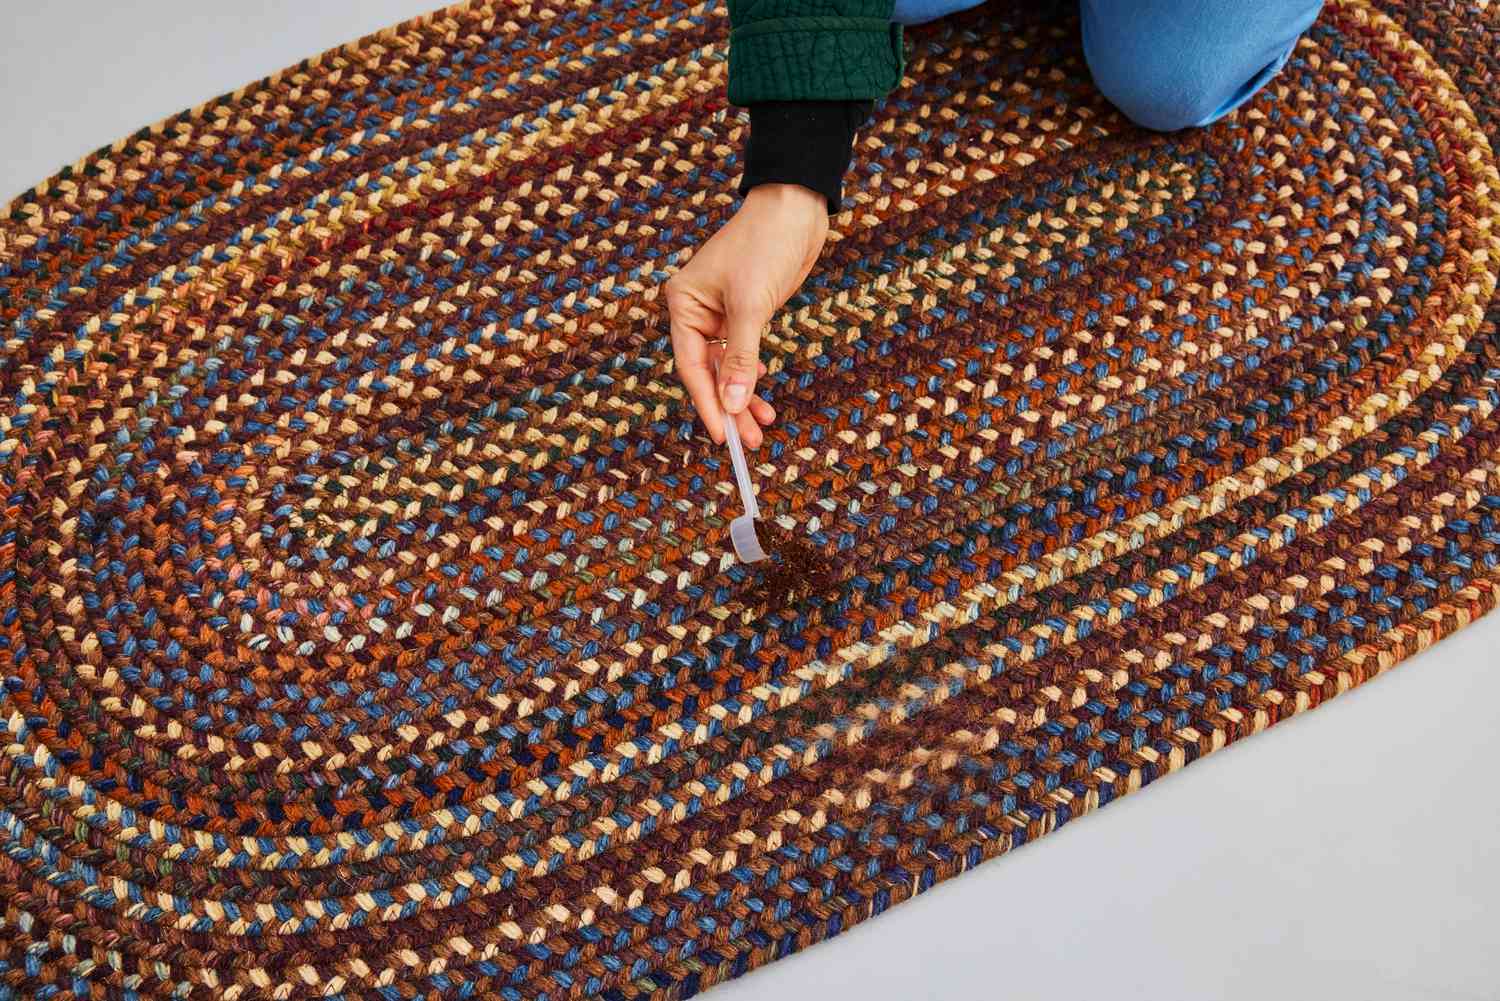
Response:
[2,4,1497,999]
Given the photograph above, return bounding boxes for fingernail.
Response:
[722,383,748,413]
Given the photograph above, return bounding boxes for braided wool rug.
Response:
[1,0,1497,998]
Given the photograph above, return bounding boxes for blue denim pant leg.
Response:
[892,0,985,26]
[1080,0,1325,131]
[893,0,1325,132]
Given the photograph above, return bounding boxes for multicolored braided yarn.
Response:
[1,0,1497,997]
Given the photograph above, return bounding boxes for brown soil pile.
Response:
[748,521,836,607]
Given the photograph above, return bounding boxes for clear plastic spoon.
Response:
[712,355,768,563]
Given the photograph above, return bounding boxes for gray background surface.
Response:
[2,3,1496,999]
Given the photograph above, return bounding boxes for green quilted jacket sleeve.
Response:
[726,1,904,105]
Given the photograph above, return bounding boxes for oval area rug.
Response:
[1,1,1498,998]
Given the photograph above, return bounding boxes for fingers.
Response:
[666,281,726,443]
[735,365,775,448]
[748,392,774,426]
[734,394,778,449]
[670,289,779,448]
[729,364,775,448]
[667,265,781,446]
[718,296,770,416]
[680,350,725,443]
[734,411,764,450]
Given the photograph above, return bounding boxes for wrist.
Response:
[745,182,827,215]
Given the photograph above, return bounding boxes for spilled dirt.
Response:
[746,521,837,607]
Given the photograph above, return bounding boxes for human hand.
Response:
[666,183,830,447]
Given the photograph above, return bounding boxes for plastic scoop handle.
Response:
[713,357,760,521]
[721,406,760,521]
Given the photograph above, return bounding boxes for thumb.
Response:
[718,299,769,416]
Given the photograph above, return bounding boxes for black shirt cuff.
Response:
[739,100,872,214]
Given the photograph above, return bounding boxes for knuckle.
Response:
[722,349,758,373]
[665,274,705,309]
[726,285,775,319]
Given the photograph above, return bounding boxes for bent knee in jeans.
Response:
[892,0,985,26]
[1081,0,1324,131]
[890,0,1324,133]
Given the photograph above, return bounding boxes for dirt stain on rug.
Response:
[748,521,837,607]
